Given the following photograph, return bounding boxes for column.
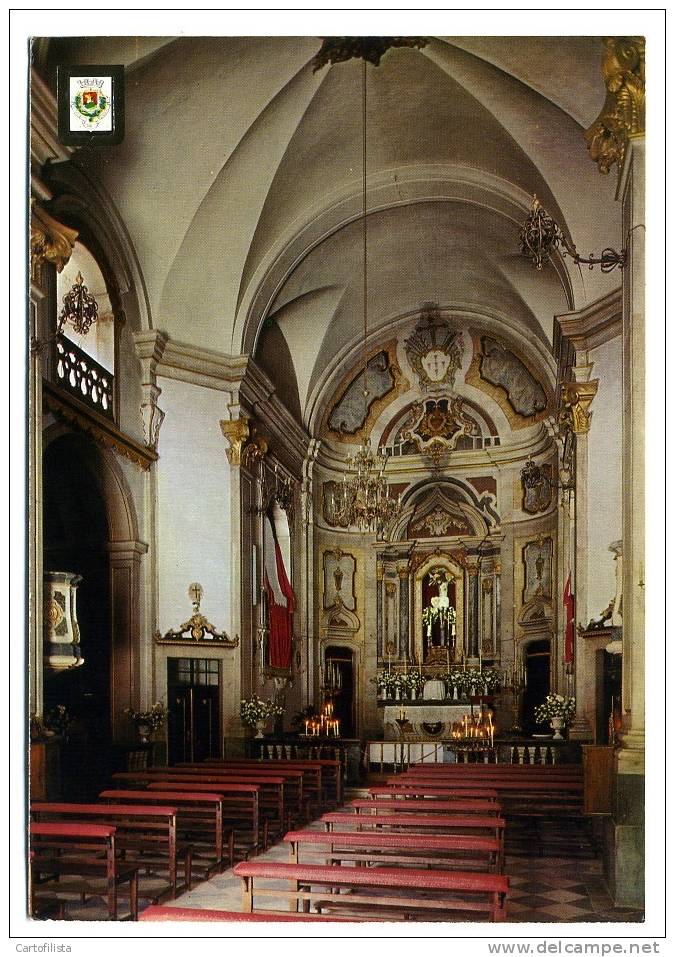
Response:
[375,559,384,660]
[397,563,410,661]
[107,540,148,740]
[299,440,320,709]
[562,379,598,742]
[585,37,644,908]
[466,562,479,662]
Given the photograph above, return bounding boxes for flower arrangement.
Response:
[371,671,397,696]
[43,704,72,737]
[421,605,457,634]
[402,671,424,694]
[438,669,468,696]
[125,702,167,733]
[240,694,283,728]
[534,694,576,724]
[478,669,502,694]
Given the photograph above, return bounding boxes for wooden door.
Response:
[167,658,221,765]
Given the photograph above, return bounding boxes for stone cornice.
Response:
[30,68,71,175]
[556,288,622,353]
[152,333,311,473]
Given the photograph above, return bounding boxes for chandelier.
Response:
[333,437,400,534]
[331,59,399,535]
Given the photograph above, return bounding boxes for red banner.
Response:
[263,514,295,670]
[563,574,575,665]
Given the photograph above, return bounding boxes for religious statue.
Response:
[422,568,457,662]
[586,600,614,631]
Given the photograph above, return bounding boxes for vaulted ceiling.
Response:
[43,36,621,430]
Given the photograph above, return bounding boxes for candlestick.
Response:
[404,653,407,676]
[463,652,466,672]
[388,652,391,673]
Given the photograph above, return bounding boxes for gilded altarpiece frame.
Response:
[412,553,465,667]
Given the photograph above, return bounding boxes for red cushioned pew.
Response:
[233,860,509,921]
[284,829,502,873]
[30,822,139,921]
[31,802,191,901]
[99,790,232,877]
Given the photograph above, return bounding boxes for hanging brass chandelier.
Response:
[332,59,400,535]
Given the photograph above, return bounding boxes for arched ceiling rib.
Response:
[45,36,619,417]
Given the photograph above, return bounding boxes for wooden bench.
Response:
[139,904,359,921]
[144,781,261,853]
[31,802,191,900]
[369,785,499,801]
[99,790,231,877]
[163,766,304,831]
[114,771,283,846]
[324,811,505,870]
[177,762,316,821]
[390,775,584,816]
[284,829,501,872]
[30,822,138,920]
[204,757,340,808]
[233,860,509,921]
[350,798,502,816]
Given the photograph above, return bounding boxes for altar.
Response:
[381,702,471,740]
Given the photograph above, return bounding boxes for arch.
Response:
[43,425,139,544]
[41,427,146,748]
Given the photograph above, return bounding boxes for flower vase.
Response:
[255,720,268,739]
[395,687,401,701]
[550,716,565,740]
[410,688,417,701]
[453,686,459,701]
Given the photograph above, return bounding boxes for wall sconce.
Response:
[519,196,626,272]
[521,456,574,495]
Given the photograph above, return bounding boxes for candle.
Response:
[388,651,392,673]
[446,647,450,670]
[479,651,482,673]
[463,652,466,672]
[304,719,309,735]
[404,653,407,676]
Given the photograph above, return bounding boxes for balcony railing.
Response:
[55,334,114,419]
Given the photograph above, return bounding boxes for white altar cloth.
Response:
[383,704,468,725]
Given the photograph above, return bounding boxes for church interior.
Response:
[27,33,647,926]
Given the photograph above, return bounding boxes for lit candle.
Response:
[404,653,407,676]
[388,651,392,673]
[305,719,309,735]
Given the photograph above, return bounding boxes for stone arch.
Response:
[42,427,147,741]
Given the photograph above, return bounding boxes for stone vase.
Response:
[550,716,565,740]
[136,721,152,744]
[255,720,268,739]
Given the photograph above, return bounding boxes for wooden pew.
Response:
[99,790,231,877]
[30,802,190,900]
[369,785,498,801]
[322,811,505,849]
[163,766,305,831]
[30,822,139,921]
[140,905,358,922]
[204,757,341,808]
[144,781,261,853]
[350,798,502,816]
[388,774,584,816]
[113,771,283,845]
[179,761,317,819]
[233,860,509,921]
[284,829,501,873]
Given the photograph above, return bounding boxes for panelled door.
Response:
[167,658,221,765]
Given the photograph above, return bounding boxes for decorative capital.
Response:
[220,417,268,468]
[396,562,410,580]
[585,36,645,176]
[30,200,78,279]
[376,561,385,581]
[560,380,599,434]
[220,418,250,466]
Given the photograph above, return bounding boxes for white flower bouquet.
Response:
[240,694,283,728]
[534,693,576,723]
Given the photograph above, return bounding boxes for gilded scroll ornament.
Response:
[30,201,78,279]
[585,36,645,175]
[155,583,239,646]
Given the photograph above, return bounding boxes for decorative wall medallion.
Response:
[322,481,349,528]
[466,333,549,428]
[323,548,356,611]
[400,397,478,468]
[523,538,553,604]
[404,304,463,393]
[321,341,409,445]
[521,462,553,514]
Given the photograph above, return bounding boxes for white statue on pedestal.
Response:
[430,569,450,612]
